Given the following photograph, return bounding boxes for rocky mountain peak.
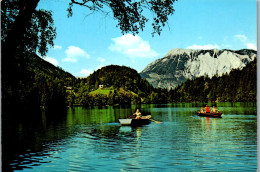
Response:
[140,49,257,89]
[165,48,197,56]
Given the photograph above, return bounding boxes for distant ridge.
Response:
[27,54,74,79]
[140,49,256,89]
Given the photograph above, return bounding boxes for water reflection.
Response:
[199,117,218,132]
[3,103,257,171]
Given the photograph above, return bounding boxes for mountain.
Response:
[170,58,257,102]
[140,48,257,89]
[2,53,75,113]
[83,65,154,94]
[71,65,165,106]
[27,54,74,79]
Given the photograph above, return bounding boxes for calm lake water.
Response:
[3,103,257,171]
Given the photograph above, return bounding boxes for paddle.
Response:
[128,114,134,119]
[149,119,163,124]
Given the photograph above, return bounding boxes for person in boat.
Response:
[211,106,217,113]
[133,109,142,119]
[204,105,210,113]
[200,107,205,113]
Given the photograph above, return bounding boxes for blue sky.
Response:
[37,0,257,77]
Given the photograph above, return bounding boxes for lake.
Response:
[3,103,257,171]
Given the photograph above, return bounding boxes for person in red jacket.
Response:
[205,105,210,113]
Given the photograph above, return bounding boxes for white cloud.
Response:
[62,57,77,62]
[53,45,62,50]
[234,34,256,50]
[97,57,105,63]
[79,69,93,76]
[234,34,247,42]
[186,44,220,50]
[109,34,159,58]
[247,43,257,50]
[62,46,90,63]
[79,65,106,77]
[44,56,59,66]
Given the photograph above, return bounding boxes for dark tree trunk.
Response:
[3,0,40,53]
[2,0,40,77]
[1,0,40,116]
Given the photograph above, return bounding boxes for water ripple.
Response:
[6,105,257,171]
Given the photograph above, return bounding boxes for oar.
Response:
[149,119,163,124]
[128,114,134,119]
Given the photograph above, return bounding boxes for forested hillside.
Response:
[2,0,256,116]
[1,1,72,115]
[66,65,169,106]
[169,58,257,102]
[28,54,74,79]
[83,65,153,93]
[2,53,75,114]
[2,54,256,113]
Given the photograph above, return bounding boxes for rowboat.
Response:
[196,112,223,118]
[119,115,152,126]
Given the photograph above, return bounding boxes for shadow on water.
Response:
[2,105,141,171]
[2,108,68,171]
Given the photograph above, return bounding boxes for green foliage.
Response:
[1,0,59,115]
[1,0,56,56]
[67,0,177,36]
[3,54,256,114]
[1,0,179,114]
[82,65,154,94]
[90,88,115,95]
[66,65,170,106]
[2,53,75,114]
[170,59,257,103]
[34,70,67,109]
[2,1,256,112]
